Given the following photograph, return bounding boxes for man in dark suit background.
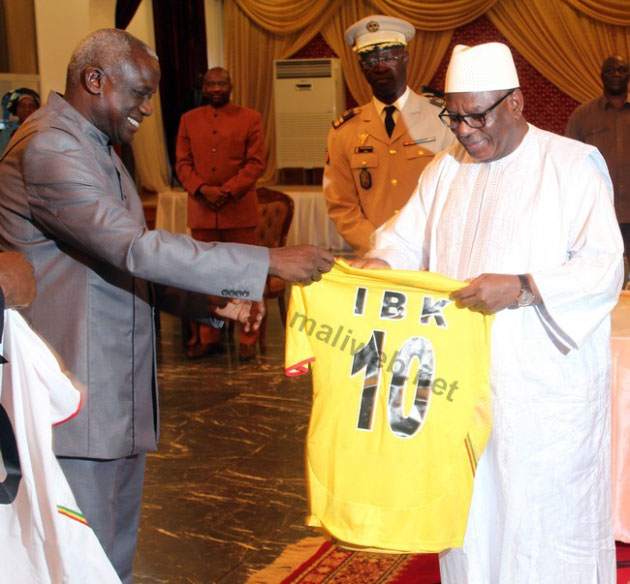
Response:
[0,28,332,583]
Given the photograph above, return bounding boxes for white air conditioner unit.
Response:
[274,58,344,169]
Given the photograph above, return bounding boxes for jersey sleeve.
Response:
[285,284,315,376]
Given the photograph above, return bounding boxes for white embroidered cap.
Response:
[345,15,415,54]
[445,42,520,93]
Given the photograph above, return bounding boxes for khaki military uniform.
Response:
[323,89,454,256]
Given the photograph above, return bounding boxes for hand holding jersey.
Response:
[349,259,540,314]
[285,260,493,552]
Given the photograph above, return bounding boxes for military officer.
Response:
[323,15,454,256]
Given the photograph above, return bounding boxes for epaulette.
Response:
[421,93,445,108]
[332,107,361,129]
[421,85,445,109]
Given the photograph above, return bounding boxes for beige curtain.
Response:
[232,0,341,33]
[224,0,463,182]
[127,0,171,193]
[368,0,498,30]
[3,0,38,73]
[489,0,630,103]
[559,0,630,26]
[321,2,453,105]
[225,0,343,183]
[223,0,630,182]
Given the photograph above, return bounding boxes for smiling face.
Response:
[359,45,408,104]
[91,47,160,144]
[202,68,232,108]
[444,89,527,162]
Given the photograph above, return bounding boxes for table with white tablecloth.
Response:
[279,186,352,254]
[154,185,352,255]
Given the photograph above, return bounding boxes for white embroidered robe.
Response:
[369,124,623,584]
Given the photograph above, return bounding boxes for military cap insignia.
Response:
[332,107,361,129]
[366,20,380,33]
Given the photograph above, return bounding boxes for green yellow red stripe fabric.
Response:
[57,505,89,526]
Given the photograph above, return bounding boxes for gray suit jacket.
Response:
[0,92,269,459]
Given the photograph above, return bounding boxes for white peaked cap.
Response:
[345,15,415,53]
[445,42,519,93]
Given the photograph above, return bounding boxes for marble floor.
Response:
[133,306,313,583]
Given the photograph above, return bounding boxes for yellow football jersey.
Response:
[285,260,493,553]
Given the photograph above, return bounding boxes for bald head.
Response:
[66,28,158,89]
[207,67,230,83]
[64,28,161,145]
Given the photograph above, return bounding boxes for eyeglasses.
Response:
[438,89,516,129]
[359,54,404,69]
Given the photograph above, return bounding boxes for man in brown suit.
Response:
[323,15,454,256]
[176,67,265,359]
[566,54,630,256]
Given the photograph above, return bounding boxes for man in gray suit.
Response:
[0,29,332,583]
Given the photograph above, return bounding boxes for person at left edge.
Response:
[176,67,265,360]
[0,28,333,584]
[323,15,454,257]
[0,88,40,155]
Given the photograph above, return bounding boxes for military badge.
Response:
[359,168,372,190]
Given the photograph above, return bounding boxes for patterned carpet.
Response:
[248,538,630,583]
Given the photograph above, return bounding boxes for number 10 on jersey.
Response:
[351,330,434,439]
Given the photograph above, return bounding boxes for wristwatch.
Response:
[516,274,535,307]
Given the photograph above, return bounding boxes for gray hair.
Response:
[67,28,158,86]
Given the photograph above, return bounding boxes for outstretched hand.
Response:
[268,245,334,285]
[211,298,265,332]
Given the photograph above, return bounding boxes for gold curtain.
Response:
[231,0,341,33]
[224,0,343,183]
[321,1,452,105]
[3,0,38,73]
[367,0,498,31]
[488,0,630,103]
[320,0,378,106]
[127,0,172,193]
[224,0,459,182]
[224,0,630,182]
[559,0,630,26]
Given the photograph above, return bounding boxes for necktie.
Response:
[384,105,396,137]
